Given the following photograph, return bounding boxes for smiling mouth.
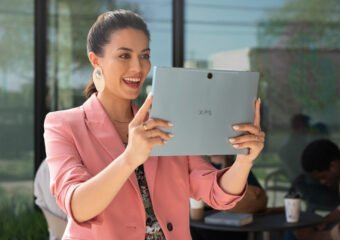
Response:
[122,77,141,89]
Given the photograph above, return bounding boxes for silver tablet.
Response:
[149,66,259,156]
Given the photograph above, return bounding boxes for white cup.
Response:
[284,198,301,223]
[189,198,205,220]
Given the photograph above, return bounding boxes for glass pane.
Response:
[47,0,172,111]
[0,1,45,238]
[185,0,340,208]
[0,0,34,204]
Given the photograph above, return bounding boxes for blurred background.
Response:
[0,0,339,238]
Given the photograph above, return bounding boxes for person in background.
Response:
[287,122,336,212]
[34,160,67,240]
[294,139,340,240]
[279,114,311,181]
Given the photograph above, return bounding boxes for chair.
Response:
[41,209,67,240]
[34,160,68,240]
[264,168,290,206]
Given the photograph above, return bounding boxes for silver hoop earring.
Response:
[93,67,105,92]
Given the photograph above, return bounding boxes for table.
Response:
[190,211,323,240]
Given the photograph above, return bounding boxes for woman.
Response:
[44,9,265,240]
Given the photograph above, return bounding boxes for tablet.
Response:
[149,66,259,156]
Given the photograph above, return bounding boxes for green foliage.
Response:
[0,1,35,160]
[56,0,142,70]
[0,0,34,74]
[0,155,33,180]
[0,187,48,240]
[252,168,268,181]
[258,0,340,49]
[251,0,340,132]
[288,51,337,113]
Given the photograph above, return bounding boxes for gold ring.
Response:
[142,123,148,131]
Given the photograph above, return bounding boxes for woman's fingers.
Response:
[142,118,173,130]
[130,94,153,126]
[148,136,168,147]
[229,134,265,144]
[130,118,173,150]
[233,123,263,136]
[231,141,264,151]
[253,98,261,128]
[233,99,264,163]
[145,128,174,140]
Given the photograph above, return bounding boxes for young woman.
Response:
[44,9,265,240]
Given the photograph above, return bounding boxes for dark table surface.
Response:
[190,211,323,232]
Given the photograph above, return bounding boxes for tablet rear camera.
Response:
[207,73,213,79]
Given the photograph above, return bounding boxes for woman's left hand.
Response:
[229,98,265,164]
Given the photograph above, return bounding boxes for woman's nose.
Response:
[129,57,142,72]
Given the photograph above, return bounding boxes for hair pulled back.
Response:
[84,9,150,99]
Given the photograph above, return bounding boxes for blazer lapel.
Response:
[82,94,140,194]
[82,94,125,160]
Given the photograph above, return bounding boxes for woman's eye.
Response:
[119,53,130,59]
[141,54,150,59]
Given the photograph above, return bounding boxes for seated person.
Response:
[289,173,339,212]
[294,139,340,240]
[34,160,67,240]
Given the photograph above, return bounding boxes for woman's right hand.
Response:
[124,94,173,167]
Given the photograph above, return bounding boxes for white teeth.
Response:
[123,78,141,82]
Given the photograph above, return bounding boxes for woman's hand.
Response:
[125,94,173,168]
[229,98,265,164]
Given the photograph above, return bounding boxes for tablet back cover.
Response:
[149,66,259,156]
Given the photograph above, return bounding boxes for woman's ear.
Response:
[88,52,99,68]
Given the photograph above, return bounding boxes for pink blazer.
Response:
[44,94,245,240]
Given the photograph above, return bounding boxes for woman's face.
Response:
[97,27,151,100]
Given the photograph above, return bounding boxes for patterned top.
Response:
[135,164,166,240]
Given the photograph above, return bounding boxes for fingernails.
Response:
[147,92,153,98]
[233,125,239,130]
[168,122,174,127]
[258,98,261,104]
[163,140,167,144]
[229,138,235,143]
[232,144,239,148]
[169,133,174,138]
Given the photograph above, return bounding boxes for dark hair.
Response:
[84,9,150,99]
[301,139,340,172]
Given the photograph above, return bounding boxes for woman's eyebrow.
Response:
[115,47,150,52]
[141,48,150,52]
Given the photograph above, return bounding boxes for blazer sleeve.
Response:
[188,155,247,210]
[44,112,102,227]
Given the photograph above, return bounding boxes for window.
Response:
[0,0,34,204]
[47,0,172,110]
[185,0,340,207]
